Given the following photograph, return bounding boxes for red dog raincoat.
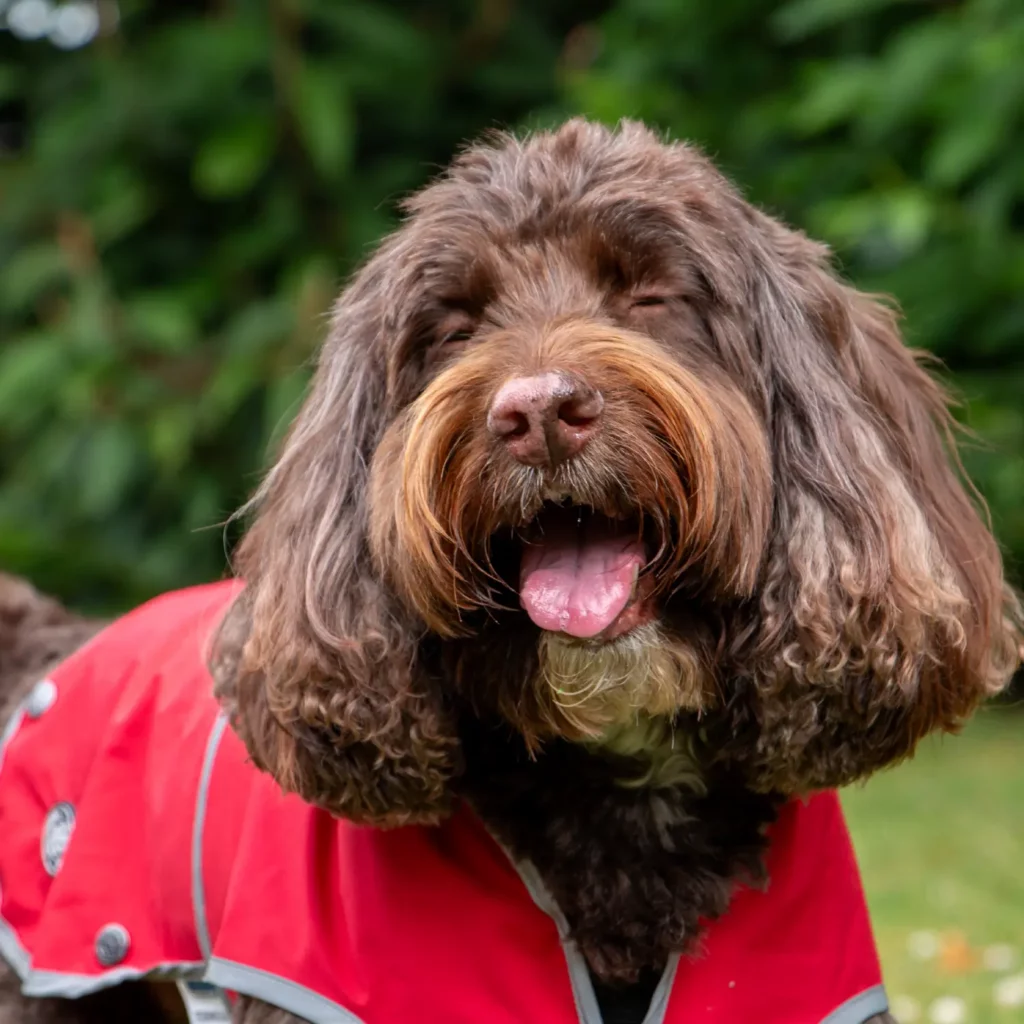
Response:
[0,582,889,1023]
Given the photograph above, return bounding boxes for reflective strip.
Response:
[0,704,30,980]
[821,984,889,1024]
[205,956,367,1024]
[513,857,679,1024]
[0,914,31,980]
[20,962,203,999]
[192,718,369,1022]
[177,979,233,1024]
[513,859,604,1024]
[0,707,25,775]
[641,953,680,1024]
[192,713,229,960]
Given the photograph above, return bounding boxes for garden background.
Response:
[1,1,1022,1020]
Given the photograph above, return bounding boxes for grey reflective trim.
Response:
[0,707,24,774]
[821,984,889,1024]
[192,713,229,960]
[20,961,203,999]
[513,859,603,1024]
[177,979,233,1024]
[641,953,680,1024]
[205,956,367,1024]
[0,705,30,982]
[0,915,31,980]
[513,857,678,1024]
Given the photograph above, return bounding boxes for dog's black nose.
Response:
[487,372,603,467]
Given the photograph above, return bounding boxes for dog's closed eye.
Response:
[436,310,478,346]
[442,328,474,344]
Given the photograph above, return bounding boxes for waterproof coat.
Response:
[0,582,889,1024]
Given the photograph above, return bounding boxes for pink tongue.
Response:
[519,512,645,638]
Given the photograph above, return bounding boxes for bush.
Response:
[0,0,605,610]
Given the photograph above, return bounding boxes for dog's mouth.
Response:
[516,502,657,641]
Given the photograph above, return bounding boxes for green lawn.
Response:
[842,709,1024,1023]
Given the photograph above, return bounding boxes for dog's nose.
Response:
[487,372,603,466]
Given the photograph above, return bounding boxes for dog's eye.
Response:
[436,310,477,346]
[631,296,668,309]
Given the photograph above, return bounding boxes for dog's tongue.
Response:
[519,510,645,638]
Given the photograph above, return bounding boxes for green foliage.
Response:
[1,0,1022,612]
[0,0,601,610]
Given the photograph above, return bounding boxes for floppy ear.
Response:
[211,251,461,826]
[716,214,1022,793]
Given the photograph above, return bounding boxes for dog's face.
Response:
[214,120,1021,825]
[367,138,777,743]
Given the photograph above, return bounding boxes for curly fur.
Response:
[458,717,782,982]
[3,118,1019,1023]
[209,119,1021,992]
[0,575,100,722]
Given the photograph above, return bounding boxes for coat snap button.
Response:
[95,923,131,967]
[40,801,76,877]
[24,679,57,719]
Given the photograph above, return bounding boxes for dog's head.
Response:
[212,119,1022,825]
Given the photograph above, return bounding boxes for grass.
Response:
[841,708,1024,1023]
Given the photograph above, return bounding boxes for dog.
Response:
[1,119,1020,1024]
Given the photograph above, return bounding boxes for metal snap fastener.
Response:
[95,923,131,967]
[24,679,57,719]
[40,801,76,877]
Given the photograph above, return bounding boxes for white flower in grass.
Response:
[993,973,1024,1009]
[983,944,1017,972]
[891,994,921,1022]
[908,930,940,960]
[928,996,966,1024]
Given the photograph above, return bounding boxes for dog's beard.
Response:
[533,623,707,741]
[522,509,709,742]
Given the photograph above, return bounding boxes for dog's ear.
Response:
[717,212,1022,792]
[210,251,461,826]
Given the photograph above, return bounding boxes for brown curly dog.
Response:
[1,119,1020,1024]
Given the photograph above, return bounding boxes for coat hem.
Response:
[0,915,31,980]
[0,915,204,1000]
[821,984,889,1024]
[205,956,367,1024]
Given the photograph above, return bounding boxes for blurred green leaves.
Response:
[193,119,276,198]
[0,0,1021,612]
[0,0,601,610]
[289,64,353,181]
